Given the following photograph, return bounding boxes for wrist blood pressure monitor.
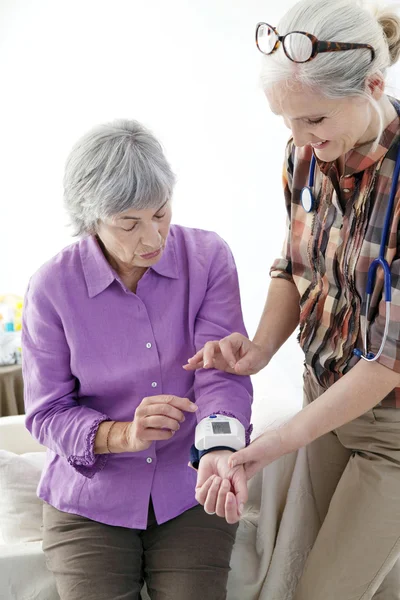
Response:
[194,415,246,451]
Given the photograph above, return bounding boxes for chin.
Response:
[145,254,163,265]
[136,250,164,266]
[314,145,340,162]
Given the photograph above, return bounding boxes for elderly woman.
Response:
[22,119,252,600]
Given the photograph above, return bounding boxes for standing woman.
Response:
[186,1,400,598]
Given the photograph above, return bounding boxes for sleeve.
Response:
[369,256,400,374]
[269,138,295,283]
[22,278,111,478]
[192,237,253,442]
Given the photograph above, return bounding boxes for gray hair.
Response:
[260,0,400,143]
[64,119,176,236]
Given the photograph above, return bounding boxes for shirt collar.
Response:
[316,105,400,178]
[150,228,179,280]
[80,230,179,299]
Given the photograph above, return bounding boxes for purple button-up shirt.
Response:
[22,225,252,529]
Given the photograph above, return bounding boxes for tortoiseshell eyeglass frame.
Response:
[255,22,376,64]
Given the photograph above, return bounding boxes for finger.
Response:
[142,395,198,414]
[164,395,198,413]
[219,338,240,370]
[232,471,248,515]
[202,341,217,368]
[182,361,204,371]
[234,356,255,375]
[228,446,255,469]
[229,333,247,347]
[215,478,231,518]
[187,349,204,364]
[195,475,216,505]
[225,491,240,524]
[204,476,222,514]
[196,465,213,489]
[142,415,181,431]
[137,403,186,423]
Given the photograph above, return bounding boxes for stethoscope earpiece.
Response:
[353,348,375,360]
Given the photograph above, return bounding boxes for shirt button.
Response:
[146,457,153,464]
[146,343,152,349]
[151,382,157,388]
[343,188,351,193]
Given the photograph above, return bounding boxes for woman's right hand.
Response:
[183,333,270,376]
[122,395,198,453]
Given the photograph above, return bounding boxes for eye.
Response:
[122,223,138,232]
[154,212,166,220]
[306,117,325,126]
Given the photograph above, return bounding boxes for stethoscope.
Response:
[300,147,400,362]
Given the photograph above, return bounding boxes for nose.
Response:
[140,221,162,249]
[289,120,310,148]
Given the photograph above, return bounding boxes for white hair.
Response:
[260,0,400,142]
[64,119,176,236]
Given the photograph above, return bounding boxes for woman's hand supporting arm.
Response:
[230,359,400,478]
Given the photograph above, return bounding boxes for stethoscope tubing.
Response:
[299,144,400,362]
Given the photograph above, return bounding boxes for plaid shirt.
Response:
[270,102,400,407]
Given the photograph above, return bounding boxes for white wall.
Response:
[1,0,399,396]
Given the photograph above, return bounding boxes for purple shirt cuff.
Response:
[67,415,111,478]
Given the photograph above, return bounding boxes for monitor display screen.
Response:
[212,422,231,434]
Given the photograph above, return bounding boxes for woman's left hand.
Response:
[195,450,248,524]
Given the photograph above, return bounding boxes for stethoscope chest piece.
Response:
[301,186,314,213]
[301,154,317,213]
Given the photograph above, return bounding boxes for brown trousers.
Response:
[42,500,238,600]
[294,368,400,600]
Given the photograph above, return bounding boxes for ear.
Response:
[366,74,385,100]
